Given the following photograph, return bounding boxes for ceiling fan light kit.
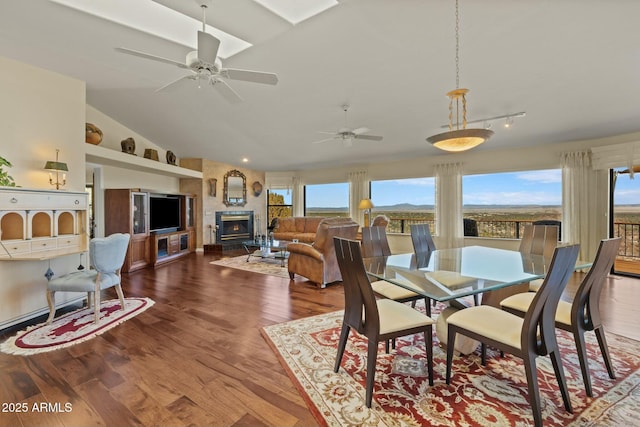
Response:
[427,0,494,153]
[312,105,383,146]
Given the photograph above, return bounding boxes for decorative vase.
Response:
[144,149,159,161]
[85,123,103,145]
[121,137,136,155]
[166,150,177,165]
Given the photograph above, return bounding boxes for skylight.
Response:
[252,0,338,25]
[49,0,251,58]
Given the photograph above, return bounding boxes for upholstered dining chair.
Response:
[410,223,436,253]
[362,225,430,314]
[501,237,621,397]
[333,237,435,408]
[46,233,131,324]
[520,224,559,291]
[445,244,580,427]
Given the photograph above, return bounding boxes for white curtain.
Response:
[435,162,463,249]
[348,170,369,224]
[561,151,608,261]
[292,176,304,217]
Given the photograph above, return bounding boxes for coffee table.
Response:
[242,240,291,267]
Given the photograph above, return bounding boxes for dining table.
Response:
[363,245,592,308]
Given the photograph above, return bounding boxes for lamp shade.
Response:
[358,198,374,210]
[44,161,68,172]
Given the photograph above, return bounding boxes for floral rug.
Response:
[210,254,290,279]
[1,297,154,355]
[261,304,640,426]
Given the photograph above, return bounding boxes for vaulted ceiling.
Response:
[1,0,639,171]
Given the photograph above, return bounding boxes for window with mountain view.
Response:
[304,182,349,218]
[370,177,435,233]
[462,169,562,238]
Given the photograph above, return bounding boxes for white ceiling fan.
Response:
[115,1,278,103]
[313,105,384,146]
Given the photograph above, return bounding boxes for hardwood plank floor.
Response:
[1,251,639,427]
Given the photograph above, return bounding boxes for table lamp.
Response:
[358,198,374,226]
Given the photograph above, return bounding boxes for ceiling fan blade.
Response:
[317,131,338,135]
[352,127,370,135]
[197,30,220,65]
[222,68,278,85]
[354,134,384,141]
[211,78,243,103]
[115,47,188,69]
[312,137,338,144]
[155,75,195,93]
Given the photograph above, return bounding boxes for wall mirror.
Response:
[223,169,247,207]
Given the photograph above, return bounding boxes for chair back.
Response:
[361,226,391,258]
[519,225,558,259]
[371,215,390,228]
[573,237,620,329]
[410,223,436,253]
[90,233,131,273]
[522,244,580,355]
[334,237,380,337]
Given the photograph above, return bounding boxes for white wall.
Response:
[0,56,86,327]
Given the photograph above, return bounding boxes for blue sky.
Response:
[302,168,640,207]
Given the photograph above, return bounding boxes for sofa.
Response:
[287,217,359,288]
[272,216,325,243]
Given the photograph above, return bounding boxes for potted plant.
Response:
[0,156,16,187]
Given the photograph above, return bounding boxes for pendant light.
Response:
[427,0,493,152]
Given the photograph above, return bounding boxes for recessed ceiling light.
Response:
[242,158,249,163]
[49,0,251,58]
[252,0,338,25]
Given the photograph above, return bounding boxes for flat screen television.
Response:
[149,195,181,232]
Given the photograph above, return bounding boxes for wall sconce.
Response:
[44,148,68,190]
[358,198,374,227]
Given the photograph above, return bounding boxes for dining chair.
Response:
[46,233,131,324]
[520,224,559,291]
[445,244,580,427]
[333,237,435,408]
[410,223,436,253]
[362,226,431,314]
[501,237,621,397]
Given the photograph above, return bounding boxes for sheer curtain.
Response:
[561,151,608,261]
[348,170,369,225]
[435,162,463,249]
[292,176,304,217]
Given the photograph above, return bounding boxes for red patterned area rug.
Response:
[1,297,154,356]
[261,304,640,427]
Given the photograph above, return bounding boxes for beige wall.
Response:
[0,56,86,327]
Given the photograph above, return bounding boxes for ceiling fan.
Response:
[313,105,384,146]
[115,1,278,103]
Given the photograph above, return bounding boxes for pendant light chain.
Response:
[455,0,460,90]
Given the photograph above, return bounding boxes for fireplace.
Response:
[215,211,254,244]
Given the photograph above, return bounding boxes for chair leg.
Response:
[445,326,457,384]
[46,290,56,325]
[573,328,594,397]
[365,339,378,408]
[334,324,350,373]
[522,353,544,427]
[93,291,100,324]
[481,343,487,365]
[425,298,432,317]
[594,326,616,380]
[115,284,126,311]
[549,349,573,413]
[424,328,434,386]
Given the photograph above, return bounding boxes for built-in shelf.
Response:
[85,144,203,179]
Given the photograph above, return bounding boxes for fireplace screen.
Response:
[215,211,254,243]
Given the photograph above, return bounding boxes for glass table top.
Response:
[363,246,592,303]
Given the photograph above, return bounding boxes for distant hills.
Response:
[307,203,566,211]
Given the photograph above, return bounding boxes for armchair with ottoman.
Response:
[272,216,325,243]
[287,217,359,288]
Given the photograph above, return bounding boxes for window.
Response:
[304,182,349,218]
[370,177,435,233]
[462,169,562,238]
[267,189,293,223]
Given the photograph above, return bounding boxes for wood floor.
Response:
[1,251,639,427]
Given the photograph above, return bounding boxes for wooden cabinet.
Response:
[105,189,196,271]
[105,189,150,272]
[0,188,88,260]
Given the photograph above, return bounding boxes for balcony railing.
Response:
[386,217,640,259]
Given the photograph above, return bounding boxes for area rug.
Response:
[262,305,640,427]
[1,297,154,355]
[210,254,290,279]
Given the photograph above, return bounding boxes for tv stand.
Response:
[152,230,192,267]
